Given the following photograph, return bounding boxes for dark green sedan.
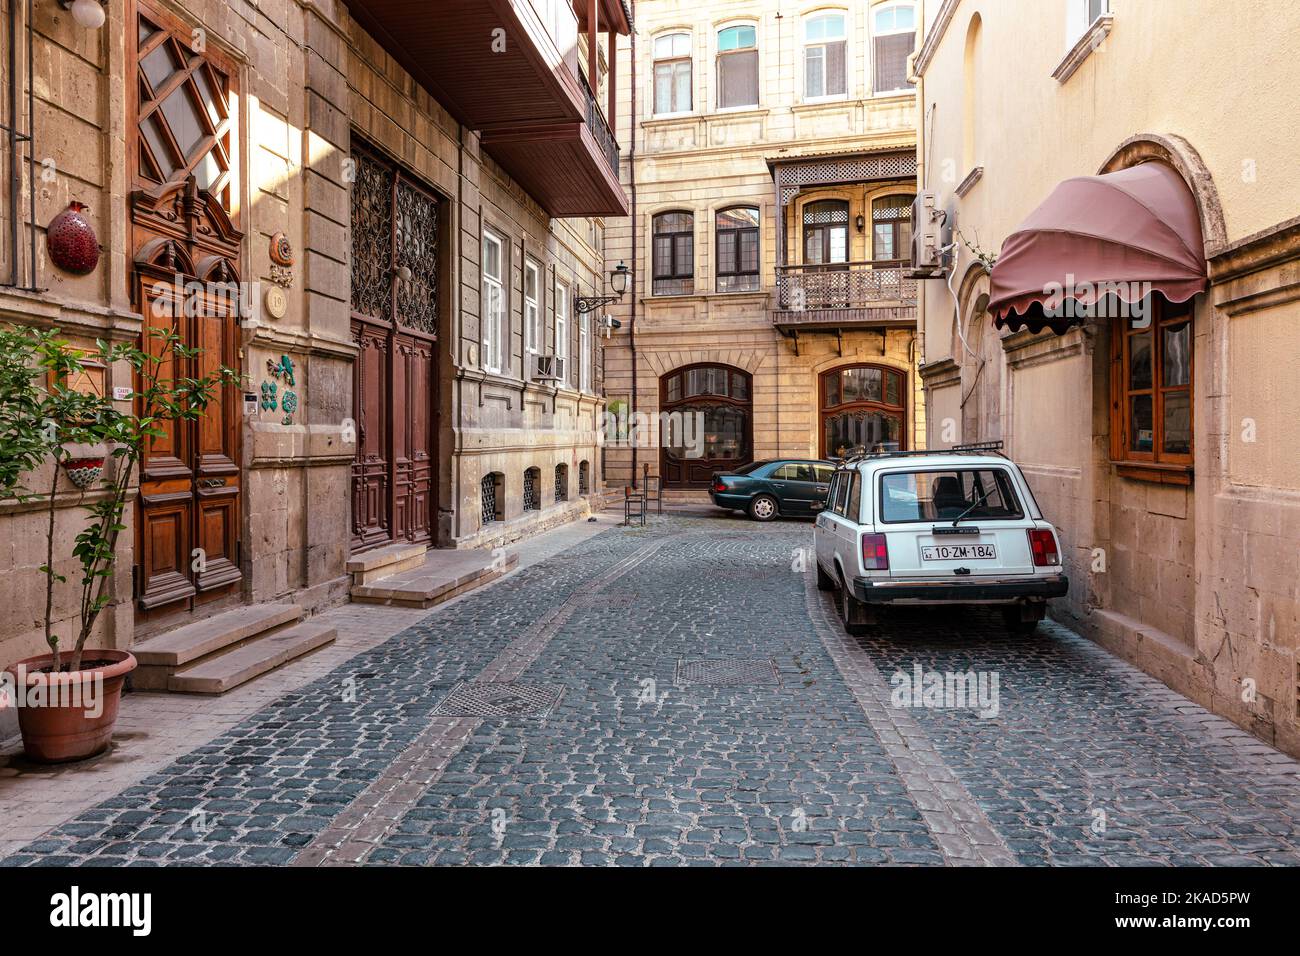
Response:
[709,459,836,521]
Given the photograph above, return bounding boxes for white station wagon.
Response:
[813,443,1068,634]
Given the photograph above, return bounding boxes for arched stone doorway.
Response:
[659,364,753,487]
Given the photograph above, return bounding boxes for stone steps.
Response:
[131,603,334,695]
[346,541,428,587]
[167,622,337,694]
[351,547,518,609]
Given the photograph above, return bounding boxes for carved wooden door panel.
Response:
[130,1,243,613]
[349,142,440,552]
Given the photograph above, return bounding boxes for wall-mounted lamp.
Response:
[60,0,107,30]
[576,261,630,314]
[855,214,866,233]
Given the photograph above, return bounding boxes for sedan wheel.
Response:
[748,494,779,522]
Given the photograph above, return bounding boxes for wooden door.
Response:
[659,365,753,488]
[130,1,244,613]
[349,142,441,552]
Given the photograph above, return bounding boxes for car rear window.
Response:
[733,460,773,475]
[878,468,1023,523]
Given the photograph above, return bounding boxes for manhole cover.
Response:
[675,659,780,686]
[432,681,564,718]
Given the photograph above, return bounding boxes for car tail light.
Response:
[861,532,889,571]
[712,479,727,493]
[1027,528,1060,566]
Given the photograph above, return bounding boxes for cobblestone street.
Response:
[3,515,1298,867]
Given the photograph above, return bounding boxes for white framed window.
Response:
[579,312,591,392]
[554,280,569,374]
[804,13,847,99]
[1066,0,1110,44]
[872,2,917,94]
[524,259,541,355]
[654,32,692,114]
[482,229,506,373]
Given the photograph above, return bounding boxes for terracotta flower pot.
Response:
[3,650,136,763]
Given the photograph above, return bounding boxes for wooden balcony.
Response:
[771,261,918,334]
[343,0,629,217]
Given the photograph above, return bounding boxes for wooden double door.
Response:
[130,0,245,614]
[349,142,442,552]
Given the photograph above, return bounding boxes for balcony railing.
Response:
[580,72,619,174]
[774,260,916,311]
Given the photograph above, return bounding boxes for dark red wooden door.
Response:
[349,142,440,552]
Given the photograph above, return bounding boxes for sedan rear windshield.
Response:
[878,468,1023,523]
[732,460,774,475]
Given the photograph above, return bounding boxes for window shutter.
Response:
[874,32,915,93]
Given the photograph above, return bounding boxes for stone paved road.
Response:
[3,516,1299,866]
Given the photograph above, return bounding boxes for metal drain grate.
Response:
[433,681,564,718]
[675,658,780,686]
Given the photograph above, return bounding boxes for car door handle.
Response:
[770,482,785,488]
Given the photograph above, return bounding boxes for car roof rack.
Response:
[834,440,1008,467]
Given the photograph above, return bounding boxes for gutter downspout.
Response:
[628,4,638,489]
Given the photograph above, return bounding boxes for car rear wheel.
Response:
[839,573,874,635]
[748,494,779,522]
[1002,604,1045,635]
[815,561,837,591]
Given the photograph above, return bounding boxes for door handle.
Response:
[199,477,226,488]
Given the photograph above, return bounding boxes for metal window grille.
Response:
[555,464,568,502]
[523,468,539,511]
[481,473,498,524]
[579,461,590,496]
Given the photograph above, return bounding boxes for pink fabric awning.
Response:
[988,162,1207,334]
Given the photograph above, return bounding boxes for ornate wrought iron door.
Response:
[349,141,441,552]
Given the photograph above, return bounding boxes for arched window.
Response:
[652,211,694,295]
[715,206,759,292]
[654,33,692,114]
[660,364,752,487]
[717,25,758,108]
[578,460,590,496]
[872,2,916,93]
[871,195,914,262]
[821,365,906,457]
[804,13,847,99]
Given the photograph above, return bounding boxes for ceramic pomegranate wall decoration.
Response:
[47,201,100,275]
[61,456,105,490]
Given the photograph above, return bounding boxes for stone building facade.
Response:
[0,0,626,690]
[914,0,1300,755]
[602,0,922,491]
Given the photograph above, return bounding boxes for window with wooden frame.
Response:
[872,2,917,94]
[804,13,847,99]
[717,25,758,108]
[871,194,914,262]
[715,206,759,293]
[652,211,694,295]
[134,7,237,211]
[1110,297,1193,482]
[654,32,692,114]
[579,312,592,392]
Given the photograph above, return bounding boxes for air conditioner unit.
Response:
[908,190,945,276]
[534,354,563,381]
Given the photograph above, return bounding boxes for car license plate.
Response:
[921,544,997,561]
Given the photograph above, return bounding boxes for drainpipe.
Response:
[628,5,638,489]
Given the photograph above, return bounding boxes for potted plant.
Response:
[0,325,234,762]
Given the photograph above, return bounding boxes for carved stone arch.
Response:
[1098,133,1227,256]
